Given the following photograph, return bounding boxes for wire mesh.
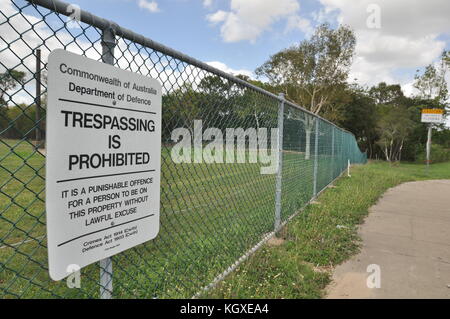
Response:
[0,0,367,298]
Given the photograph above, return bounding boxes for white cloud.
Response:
[208,10,228,23]
[203,0,213,8]
[207,0,310,43]
[317,0,450,94]
[0,0,256,104]
[286,15,313,35]
[137,0,160,13]
[320,0,450,38]
[0,0,100,106]
[206,61,254,78]
[401,81,417,98]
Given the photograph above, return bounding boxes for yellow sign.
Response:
[421,109,444,123]
[422,109,444,114]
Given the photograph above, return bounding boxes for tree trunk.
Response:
[254,110,260,132]
[304,117,315,160]
[305,129,312,160]
[398,140,404,162]
[384,145,390,162]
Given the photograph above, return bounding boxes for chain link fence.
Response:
[0,0,367,298]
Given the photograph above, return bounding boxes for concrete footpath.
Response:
[326,180,450,299]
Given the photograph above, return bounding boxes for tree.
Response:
[0,70,26,138]
[162,83,204,141]
[162,76,240,142]
[434,128,450,148]
[369,82,405,105]
[234,75,277,131]
[255,23,356,159]
[0,69,26,106]
[198,75,233,98]
[322,82,352,123]
[414,50,449,103]
[412,51,449,161]
[339,84,378,157]
[375,105,416,162]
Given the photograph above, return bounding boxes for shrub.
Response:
[416,144,450,164]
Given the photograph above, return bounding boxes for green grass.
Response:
[204,160,450,299]
[0,138,355,298]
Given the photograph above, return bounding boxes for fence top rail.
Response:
[26,0,354,137]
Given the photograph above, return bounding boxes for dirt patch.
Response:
[267,237,285,246]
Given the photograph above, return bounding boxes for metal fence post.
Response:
[274,93,285,231]
[35,48,42,148]
[342,133,345,172]
[347,159,351,177]
[99,26,116,299]
[313,118,319,197]
[426,124,432,170]
[331,127,335,180]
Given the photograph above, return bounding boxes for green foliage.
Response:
[369,82,406,105]
[414,50,449,103]
[0,69,26,106]
[339,48,450,163]
[161,75,279,144]
[0,104,44,139]
[416,144,450,164]
[255,23,356,115]
[434,129,450,148]
[339,79,448,163]
[0,104,46,140]
[338,84,378,156]
[375,104,417,162]
[0,69,34,140]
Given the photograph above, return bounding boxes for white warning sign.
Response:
[46,49,162,280]
[421,109,444,124]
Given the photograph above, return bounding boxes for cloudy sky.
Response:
[45,0,448,95]
[1,0,450,122]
